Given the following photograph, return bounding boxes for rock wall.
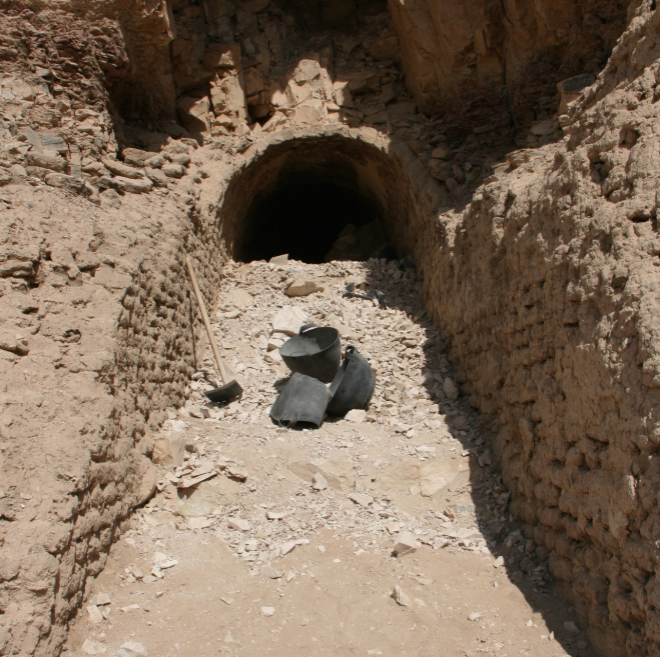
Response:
[415,3,660,655]
[1,0,176,125]
[388,0,629,139]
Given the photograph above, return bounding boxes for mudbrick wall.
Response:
[3,0,660,656]
[417,4,660,655]
[0,162,217,655]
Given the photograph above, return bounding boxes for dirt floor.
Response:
[64,259,593,657]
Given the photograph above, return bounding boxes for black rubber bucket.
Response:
[327,346,376,416]
[270,373,332,429]
[279,325,341,383]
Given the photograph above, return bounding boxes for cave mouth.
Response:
[238,181,382,263]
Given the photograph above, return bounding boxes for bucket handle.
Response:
[299,324,319,334]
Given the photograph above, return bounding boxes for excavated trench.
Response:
[68,129,594,657]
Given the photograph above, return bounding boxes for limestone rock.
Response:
[152,436,185,468]
[82,639,107,655]
[45,172,85,193]
[345,409,367,423]
[227,517,250,531]
[144,167,169,187]
[392,584,411,607]
[443,377,459,401]
[26,151,66,172]
[122,148,150,167]
[100,175,153,194]
[210,74,247,121]
[312,473,327,491]
[348,492,373,507]
[285,280,323,297]
[203,43,241,69]
[137,465,158,505]
[271,306,308,336]
[116,642,148,657]
[288,459,355,492]
[392,531,419,557]
[102,157,143,179]
[162,163,185,179]
[99,188,121,210]
[177,96,211,133]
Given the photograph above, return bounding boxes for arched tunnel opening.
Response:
[221,134,423,265]
[238,182,381,264]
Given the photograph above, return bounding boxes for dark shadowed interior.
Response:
[237,182,381,263]
[221,136,422,267]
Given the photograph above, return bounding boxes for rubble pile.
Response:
[139,256,552,580]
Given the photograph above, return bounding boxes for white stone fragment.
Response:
[261,565,282,579]
[82,639,107,655]
[392,585,411,607]
[312,473,328,490]
[272,306,308,336]
[345,409,367,423]
[392,531,420,557]
[228,517,251,531]
[90,593,112,606]
[280,541,297,555]
[348,492,374,507]
[116,642,148,657]
[188,517,212,530]
[86,605,104,624]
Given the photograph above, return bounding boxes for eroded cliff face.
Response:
[389,0,629,140]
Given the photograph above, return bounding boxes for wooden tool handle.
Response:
[185,255,232,385]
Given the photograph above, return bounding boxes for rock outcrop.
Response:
[389,0,629,139]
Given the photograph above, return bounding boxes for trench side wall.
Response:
[418,7,660,655]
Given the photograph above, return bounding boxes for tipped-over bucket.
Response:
[270,373,332,429]
[327,346,376,416]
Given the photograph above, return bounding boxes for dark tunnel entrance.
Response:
[220,134,424,267]
[238,182,382,263]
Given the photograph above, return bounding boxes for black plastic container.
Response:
[270,373,332,428]
[327,346,376,416]
[279,325,341,383]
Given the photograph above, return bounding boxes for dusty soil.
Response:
[65,259,591,657]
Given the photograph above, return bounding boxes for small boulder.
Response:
[392,585,411,607]
[285,280,324,297]
[162,163,185,179]
[116,642,148,657]
[26,151,66,172]
[99,189,121,210]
